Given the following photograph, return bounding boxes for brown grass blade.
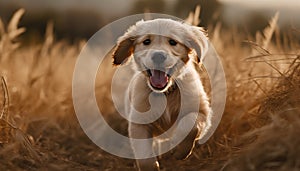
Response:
[252,79,268,95]
[244,40,271,55]
[41,21,54,56]
[0,18,5,36]
[249,59,296,63]
[0,76,11,144]
[288,57,300,78]
[0,76,9,119]
[262,12,279,49]
[8,27,26,40]
[262,60,295,86]
[185,5,201,26]
[7,8,25,33]
[193,5,201,26]
[244,53,297,61]
[143,12,152,20]
[0,77,40,161]
[15,129,40,161]
[291,27,300,34]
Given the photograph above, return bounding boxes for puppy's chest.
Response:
[150,90,180,136]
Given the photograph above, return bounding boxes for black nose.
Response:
[152,52,166,64]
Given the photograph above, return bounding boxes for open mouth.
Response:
[146,69,170,90]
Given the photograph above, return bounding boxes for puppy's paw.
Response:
[172,141,195,160]
[171,120,199,160]
[136,159,160,171]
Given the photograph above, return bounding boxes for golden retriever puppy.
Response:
[112,18,212,171]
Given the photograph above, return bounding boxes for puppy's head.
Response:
[112,19,208,93]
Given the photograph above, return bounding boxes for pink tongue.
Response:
[150,70,168,89]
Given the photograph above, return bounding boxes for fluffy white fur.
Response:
[112,18,212,171]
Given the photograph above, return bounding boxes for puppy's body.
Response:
[113,19,212,171]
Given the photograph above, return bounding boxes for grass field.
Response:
[0,8,299,170]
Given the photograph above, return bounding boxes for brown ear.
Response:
[112,37,135,65]
[185,26,208,63]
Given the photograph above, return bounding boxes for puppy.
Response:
[112,18,212,171]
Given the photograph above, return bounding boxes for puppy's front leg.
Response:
[172,112,201,160]
[129,123,160,171]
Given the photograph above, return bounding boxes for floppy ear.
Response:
[112,37,135,65]
[112,22,139,65]
[185,26,209,63]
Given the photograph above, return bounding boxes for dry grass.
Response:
[0,8,299,170]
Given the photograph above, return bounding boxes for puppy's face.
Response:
[112,19,208,93]
[133,35,189,92]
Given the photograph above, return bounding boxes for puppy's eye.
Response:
[169,39,177,46]
[143,39,151,45]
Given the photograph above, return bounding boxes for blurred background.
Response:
[0,0,300,42]
[1,0,300,170]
